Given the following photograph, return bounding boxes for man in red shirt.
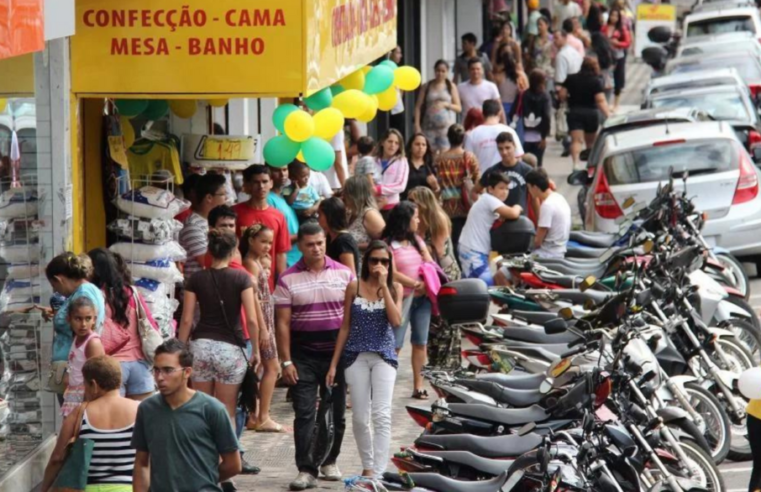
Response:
[233,165,291,292]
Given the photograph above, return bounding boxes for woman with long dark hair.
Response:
[603,7,631,111]
[344,176,386,252]
[89,248,159,401]
[319,196,360,274]
[403,133,439,200]
[493,42,521,117]
[413,59,462,153]
[384,201,433,399]
[374,129,409,215]
[326,241,403,479]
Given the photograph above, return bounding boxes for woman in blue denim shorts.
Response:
[89,248,160,401]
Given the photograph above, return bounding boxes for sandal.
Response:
[411,389,429,400]
[255,418,287,433]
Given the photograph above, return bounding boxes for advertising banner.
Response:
[634,4,676,57]
[0,0,45,61]
[70,0,398,97]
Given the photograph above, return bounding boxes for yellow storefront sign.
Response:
[636,4,676,22]
[0,54,35,96]
[71,0,398,97]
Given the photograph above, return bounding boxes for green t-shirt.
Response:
[131,391,239,492]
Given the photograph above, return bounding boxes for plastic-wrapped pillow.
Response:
[108,217,183,245]
[114,186,190,220]
[5,264,40,280]
[0,245,40,264]
[3,279,42,298]
[129,259,183,284]
[109,241,186,263]
[134,278,171,302]
[0,187,40,219]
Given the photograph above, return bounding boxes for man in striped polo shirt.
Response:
[274,222,355,491]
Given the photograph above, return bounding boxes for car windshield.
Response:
[681,42,756,56]
[650,78,736,95]
[604,139,738,185]
[670,57,761,83]
[686,16,755,36]
[651,92,749,121]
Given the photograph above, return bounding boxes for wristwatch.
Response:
[281,360,293,369]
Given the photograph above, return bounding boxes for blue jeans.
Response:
[394,296,432,349]
[119,360,154,397]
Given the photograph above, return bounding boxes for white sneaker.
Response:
[320,463,342,481]
[289,472,317,491]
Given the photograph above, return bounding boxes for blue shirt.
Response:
[267,192,302,267]
[52,283,106,362]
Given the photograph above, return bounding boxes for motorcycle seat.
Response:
[447,402,549,426]
[502,325,582,344]
[565,246,610,259]
[382,470,508,492]
[503,341,574,357]
[476,372,547,390]
[569,231,617,248]
[410,450,513,477]
[455,379,547,407]
[533,271,585,288]
[512,311,558,324]
[533,259,608,278]
[415,432,543,458]
[552,289,613,306]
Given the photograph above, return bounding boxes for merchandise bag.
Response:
[309,387,335,468]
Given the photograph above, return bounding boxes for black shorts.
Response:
[567,108,600,134]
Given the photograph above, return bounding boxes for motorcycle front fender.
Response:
[656,406,689,423]
[714,299,753,322]
[704,326,737,339]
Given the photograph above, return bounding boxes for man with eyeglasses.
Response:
[132,339,241,492]
[179,172,229,277]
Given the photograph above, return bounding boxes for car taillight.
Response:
[733,151,759,205]
[406,408,431,428]
[750,130,761,150]
[593,171,623,219]
[750,84,761,98]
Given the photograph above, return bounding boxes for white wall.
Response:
[422,0,484,81]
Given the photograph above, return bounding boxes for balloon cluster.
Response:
[264,61,422,171]
[115,99,230,121]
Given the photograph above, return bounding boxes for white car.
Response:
[643,68,747,102]
[676,31,761,58]
[575,121,761,255]
[683,6,761,40]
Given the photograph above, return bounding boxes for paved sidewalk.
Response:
[235,344,422,491]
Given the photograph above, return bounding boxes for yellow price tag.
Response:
[108,136,129,169]
[201,137,250,161]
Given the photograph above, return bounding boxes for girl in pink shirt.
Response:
[384,202,433,399]
[375,129,410,212]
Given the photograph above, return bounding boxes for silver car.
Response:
[572,121,761,256]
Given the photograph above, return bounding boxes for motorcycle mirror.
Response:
[580,276,596,292]
[622,196,635,209]
[584,298,597,311]
[517,422,537,436]
[559,307,575,320]
[544,318,568,334]
[540,377,554,394]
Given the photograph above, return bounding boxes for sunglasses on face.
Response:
[368,257,390,265]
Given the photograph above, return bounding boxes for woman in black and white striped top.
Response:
[41,355,141,492]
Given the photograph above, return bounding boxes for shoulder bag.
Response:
[51,403,94,492]
[209,269,259,414]
[131,287,163,365]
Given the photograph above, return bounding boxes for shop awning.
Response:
[70,0,398,98]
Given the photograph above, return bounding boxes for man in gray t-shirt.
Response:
[132,339,241,492]
[453,32,493,83]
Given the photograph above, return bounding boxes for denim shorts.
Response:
[119,360,155,397]
[394,295,432,349]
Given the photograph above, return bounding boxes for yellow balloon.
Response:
[377,86,398,111]
[284,110,315,143]
[296,150,305,162]
[340,70,366,91]
[394,66,422,92]
[332,89,370,119]
[0,99,6,113]
[208,99,229,108]
[357,95,379,123]
[361,66,372,74]
[169,100,197,119]
[120,116,136,149]
[313,107,345,141]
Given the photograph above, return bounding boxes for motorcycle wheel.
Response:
[674,440,726,492]
[723,318,761,365]
[722,295,761,331]
[712,338,754,374]
[683,382,731,465]
[714,253,750,300]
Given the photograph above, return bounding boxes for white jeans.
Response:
[344,352,397,478]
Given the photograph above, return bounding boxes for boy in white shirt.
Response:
[526,169,571,258]
[458,172,523,285]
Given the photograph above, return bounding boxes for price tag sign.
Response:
[183,134,260,170]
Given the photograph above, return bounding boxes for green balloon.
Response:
[115,99,149,118]
[304,88,333,112]
[379,60,398,70]
[263,136,300,167]
[142,100,169,121]
[330,85,346,97]
[364,65,395,95]
[302,137,335,172]
[273,104,299,134]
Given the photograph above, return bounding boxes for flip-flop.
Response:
[255,419,287,433]
[411,389,429,400]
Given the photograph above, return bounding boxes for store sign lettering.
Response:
[332,0,396,47]
[81,7,287,56]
